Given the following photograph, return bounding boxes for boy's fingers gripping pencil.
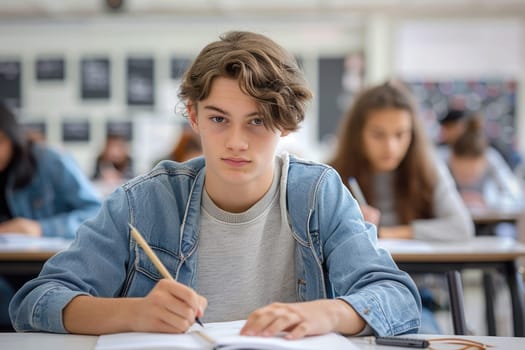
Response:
[128,223,204,327]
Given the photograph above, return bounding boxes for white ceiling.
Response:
[1,0,524,19]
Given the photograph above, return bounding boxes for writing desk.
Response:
[379,237,525,337]
[470,207,524,226]
[3,236,524,336]
[0,235,71,288]
[2,332,525,350]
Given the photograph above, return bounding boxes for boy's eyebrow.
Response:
[203,105,260,118]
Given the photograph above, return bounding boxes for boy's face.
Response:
[188,77,287,194]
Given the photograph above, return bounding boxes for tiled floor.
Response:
[434,270,513,336]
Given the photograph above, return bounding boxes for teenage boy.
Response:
[10,31,421,338]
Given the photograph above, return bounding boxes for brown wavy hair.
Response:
[178,31,312,132]
[329,81,437,224]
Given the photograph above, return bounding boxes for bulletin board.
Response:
[406,80,518,166]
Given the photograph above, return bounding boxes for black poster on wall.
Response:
[36,58,65,81]
[81,58,111,99]
[318,57,345,142]
[106,120,133,141]
[0,60,21,108]
[62,120,90,142]
[127,57,154,106]
[317,53,365,143]
[170,57,191,79]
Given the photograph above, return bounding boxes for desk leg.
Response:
[505,261,525,337]
[482,272,497,335]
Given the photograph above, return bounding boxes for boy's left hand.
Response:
[240,299,365,339]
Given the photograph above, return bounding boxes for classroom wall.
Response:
[1,14,524,173]
[0,16,362,173]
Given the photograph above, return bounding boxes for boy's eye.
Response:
[211,116,225,123]
[250,118,264,126]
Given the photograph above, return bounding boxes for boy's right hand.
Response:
[133,279,207,333]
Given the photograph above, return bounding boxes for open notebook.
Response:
[96,320,358,350]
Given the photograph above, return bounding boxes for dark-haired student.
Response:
[446,113,524,237]
[0,102,102,329]
[438,108,522,171]
[10,31,420,338]
[329,81,474,333]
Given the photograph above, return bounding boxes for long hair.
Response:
[178,31,312,132]
[329,81,437,224]
[0,102,37,189]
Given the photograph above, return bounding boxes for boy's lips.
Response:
[222,157,250,167]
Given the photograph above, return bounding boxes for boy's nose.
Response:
[226,127,248,151]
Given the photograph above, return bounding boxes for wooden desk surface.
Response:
[379,236,525,262]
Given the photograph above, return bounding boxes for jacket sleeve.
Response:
[318,168,422,336]
[412,157,475,241]
[38,147,102,239]
[9,187,132,333]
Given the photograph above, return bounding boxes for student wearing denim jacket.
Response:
[0,104,102,238]
[10,31,421,338]
[0,102,102,328]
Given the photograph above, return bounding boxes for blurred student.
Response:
[437,109,467,147]
[448,114,524,209]
[438,108,521,170]
[92,134,134,183]
[0,103,101,238]
[10,31,420,337]
[330,82,474,241]
[0,102,102,328]
[447,114,524,237]
[165,125,202,162]
[329,81,474,333]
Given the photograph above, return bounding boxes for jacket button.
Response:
[363,307,370,315]
[297,279,306,285]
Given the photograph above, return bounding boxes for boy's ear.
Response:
[187,102,199,132]
[280,129,290,137]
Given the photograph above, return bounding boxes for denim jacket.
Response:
[5,144,101,238]
[10,153,421,335]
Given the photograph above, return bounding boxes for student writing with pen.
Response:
[10,32,421,338]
